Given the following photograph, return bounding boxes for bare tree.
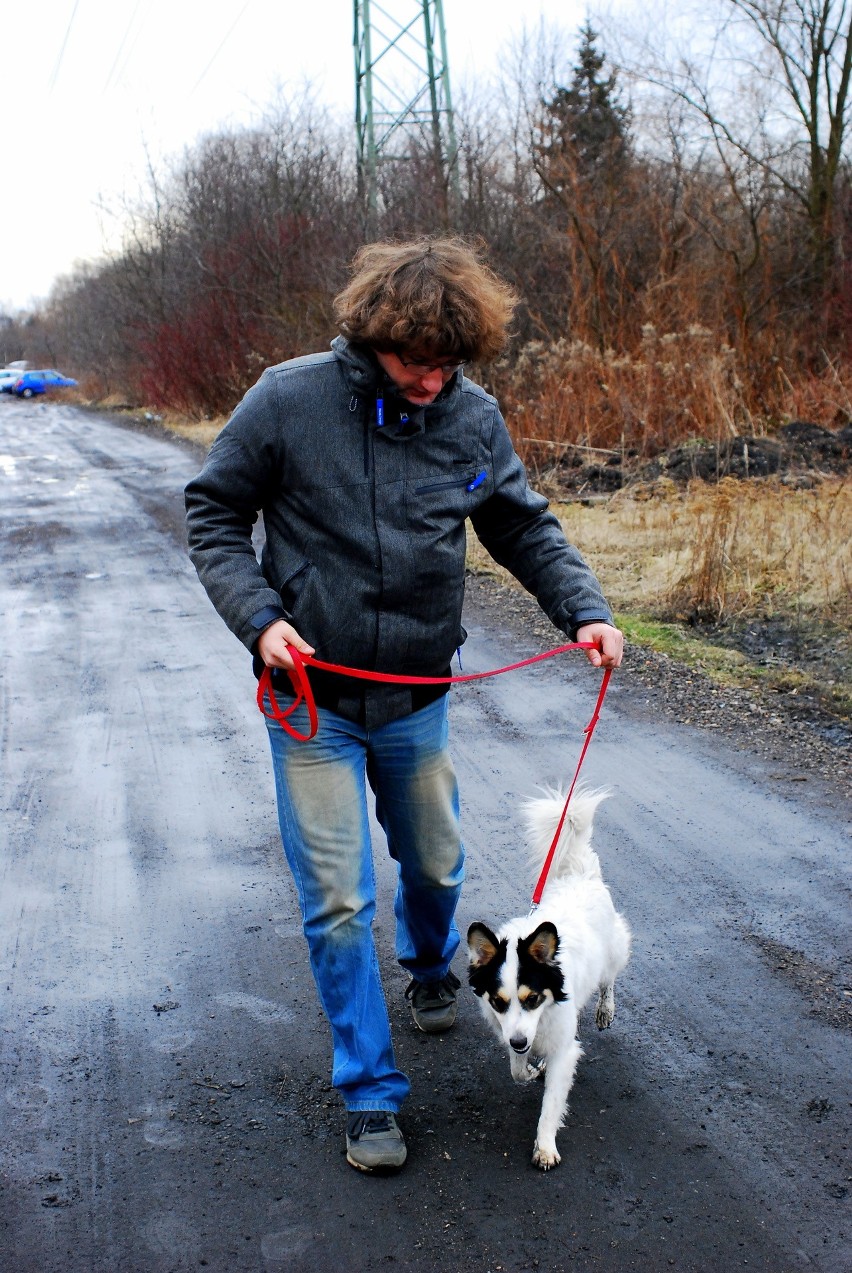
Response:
[631,0,852,289]
[734,0,851,277]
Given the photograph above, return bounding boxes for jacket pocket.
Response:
[275,558,311,612]
[416,469,486,495]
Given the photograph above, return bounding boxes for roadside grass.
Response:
[158,414,225,449]
[81,395,226,451]
[467,476,852,722]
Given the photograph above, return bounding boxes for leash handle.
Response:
[256,646,318,742]
[530,667,613,908]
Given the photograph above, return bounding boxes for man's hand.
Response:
[256,620,315,671]
[575,622,624,669]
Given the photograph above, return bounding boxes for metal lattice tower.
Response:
[354,0,460,227]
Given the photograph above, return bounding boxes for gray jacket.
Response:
[185,336,614,727]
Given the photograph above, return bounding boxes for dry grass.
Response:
[568,478,850,627]
[157,414,225,450]
[469,476,851,627]
[493,328,752,462]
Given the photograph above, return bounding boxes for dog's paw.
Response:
[529,1056,547,1080]
[512,1058,545,1084]
[532,1142,561,1171]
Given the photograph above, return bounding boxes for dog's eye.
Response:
[489,995,509,1014]
[522,992,542,1010]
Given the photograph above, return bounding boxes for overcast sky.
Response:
[1,0,619,314]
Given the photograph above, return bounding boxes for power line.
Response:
[49,0,81,92]
[190,0,252,96]
[104,0,144,93]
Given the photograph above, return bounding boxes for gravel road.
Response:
[1,399,849,1273]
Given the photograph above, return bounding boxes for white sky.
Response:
[1,0,614,313]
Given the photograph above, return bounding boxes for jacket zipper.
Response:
[416,470,486,494]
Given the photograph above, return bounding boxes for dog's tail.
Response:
[523,784,610,879]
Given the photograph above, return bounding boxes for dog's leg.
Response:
[532,1037,581,1170]
[595,982,615,1030]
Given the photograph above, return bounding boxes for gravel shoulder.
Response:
[463,573,852,801]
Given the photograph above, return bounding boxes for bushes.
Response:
[493,327,752,464]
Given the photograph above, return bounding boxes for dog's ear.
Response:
[467,922,500,967]
[525,921,559,964]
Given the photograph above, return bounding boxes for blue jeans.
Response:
[265,695,464,1112]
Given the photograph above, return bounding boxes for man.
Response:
[185,237,623,1173]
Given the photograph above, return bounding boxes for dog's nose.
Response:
[510,1034,529,1053]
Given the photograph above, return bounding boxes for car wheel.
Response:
[21,388,34,398]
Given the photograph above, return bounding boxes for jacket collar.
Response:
[331,334,464,418]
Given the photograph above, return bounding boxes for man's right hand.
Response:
[256,620,315,671]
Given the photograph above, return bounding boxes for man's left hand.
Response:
[575,622,624,669]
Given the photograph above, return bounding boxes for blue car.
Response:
[12,369,78,398]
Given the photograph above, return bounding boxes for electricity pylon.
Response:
[354,0,460,229]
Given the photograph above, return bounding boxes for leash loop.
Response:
[256,646,318,742]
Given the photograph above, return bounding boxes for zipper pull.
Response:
[376,390,385,427]
[466,470,487,492]
[456,646,464,671]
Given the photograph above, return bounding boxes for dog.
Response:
[467,786,631,1170]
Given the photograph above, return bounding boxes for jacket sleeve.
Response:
[184,371,290,650]
[470,406,614,637]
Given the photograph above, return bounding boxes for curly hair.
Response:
[333,237,518,364]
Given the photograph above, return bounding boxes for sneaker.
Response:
[405,970,461,1034]
[345,1111,407,1173]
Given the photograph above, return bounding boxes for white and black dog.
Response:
[467,787,631,1170]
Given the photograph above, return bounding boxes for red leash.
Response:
[257,641,600,742]
[529,666,611,908]
[257,643,613,904]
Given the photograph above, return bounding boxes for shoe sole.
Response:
[346,1150,407,1173]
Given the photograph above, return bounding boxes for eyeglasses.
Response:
[397,356,466,375]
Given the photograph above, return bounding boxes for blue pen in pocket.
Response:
[466,469,487,492]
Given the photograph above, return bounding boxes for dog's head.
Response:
[467,920,567,1055]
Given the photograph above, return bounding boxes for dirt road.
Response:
[1,400,849,1272]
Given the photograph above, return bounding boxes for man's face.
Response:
[374,350,463,406]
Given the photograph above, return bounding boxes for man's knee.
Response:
[303,887,374,943]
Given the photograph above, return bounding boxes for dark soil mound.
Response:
[550,422,851,494]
